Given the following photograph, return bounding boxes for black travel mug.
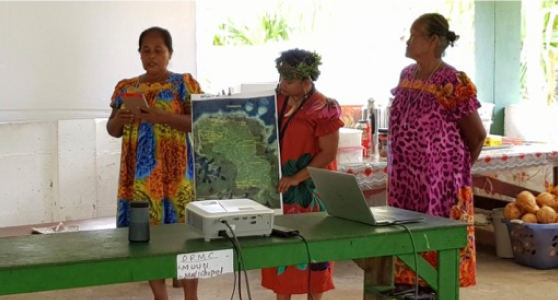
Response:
[128,201,150,243]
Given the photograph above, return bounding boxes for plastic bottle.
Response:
[356,119,372,158]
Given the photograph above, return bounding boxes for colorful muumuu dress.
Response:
[110,73,202,227]
[388,64,479,287]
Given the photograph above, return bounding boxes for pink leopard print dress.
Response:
[388,64,479,287]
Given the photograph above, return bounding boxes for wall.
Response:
[0,1,198,121]
[0,1,197,227]
[0,119,120,226]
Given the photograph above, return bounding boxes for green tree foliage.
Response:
[521,1,558,104]
[213,11,292,46]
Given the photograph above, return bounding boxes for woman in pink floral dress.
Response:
[388,13,487,288]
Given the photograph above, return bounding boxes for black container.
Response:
[129,201,150,243]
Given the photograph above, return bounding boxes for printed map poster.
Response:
[191,91,282,213]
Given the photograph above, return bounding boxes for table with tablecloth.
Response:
[339,145,558,203]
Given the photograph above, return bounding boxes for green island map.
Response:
[191,93,282,210]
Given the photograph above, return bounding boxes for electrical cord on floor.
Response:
[221,220,253,300]
[394,223,419,300]
[295,233,314,300]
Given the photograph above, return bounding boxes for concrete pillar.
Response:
[475,1,522,135]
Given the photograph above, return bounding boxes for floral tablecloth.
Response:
[339,145,558,193]
[474,145,558,174]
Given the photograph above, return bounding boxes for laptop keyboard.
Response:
[370,207,423,224]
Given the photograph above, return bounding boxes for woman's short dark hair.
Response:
[416,13,459,57]
[138,26,173,54]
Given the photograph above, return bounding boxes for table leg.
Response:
[437,249,459,300]
[354,257,393,300]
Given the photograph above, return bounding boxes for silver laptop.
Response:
[307,167,423,226]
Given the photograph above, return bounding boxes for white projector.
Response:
[186,198,275,242]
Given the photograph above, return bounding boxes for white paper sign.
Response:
[176,249,234,279]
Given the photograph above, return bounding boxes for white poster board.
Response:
[176,249,234,279]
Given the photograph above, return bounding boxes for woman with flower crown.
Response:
[261,48,344,300]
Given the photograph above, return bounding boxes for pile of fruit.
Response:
[504,189,558,224]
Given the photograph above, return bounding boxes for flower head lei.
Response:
[275,51,322,81]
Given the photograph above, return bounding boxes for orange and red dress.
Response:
[261,90,344,295]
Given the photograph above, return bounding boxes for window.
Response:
[521,1,558,105]
[196,1,475,106]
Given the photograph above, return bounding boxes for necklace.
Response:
[402,61,443,130]
[278,87,315,144]
[285,90,311,116]
[141,70,168,83]
[289,96,304,107]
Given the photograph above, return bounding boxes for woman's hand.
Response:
[114,108,135,124]
[136,107,191,132]
[138,107,169,124]
[457,110,487,165]
[278,175,302,193]
[107,108,135,138]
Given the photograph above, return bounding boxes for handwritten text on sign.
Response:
[176,249,234,279]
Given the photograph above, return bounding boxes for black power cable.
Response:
[222,233,239,300]
[295,233,315,300]
[394,223,420,300]
[221,220,253,300]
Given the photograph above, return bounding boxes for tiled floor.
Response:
[2,226,558,299]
